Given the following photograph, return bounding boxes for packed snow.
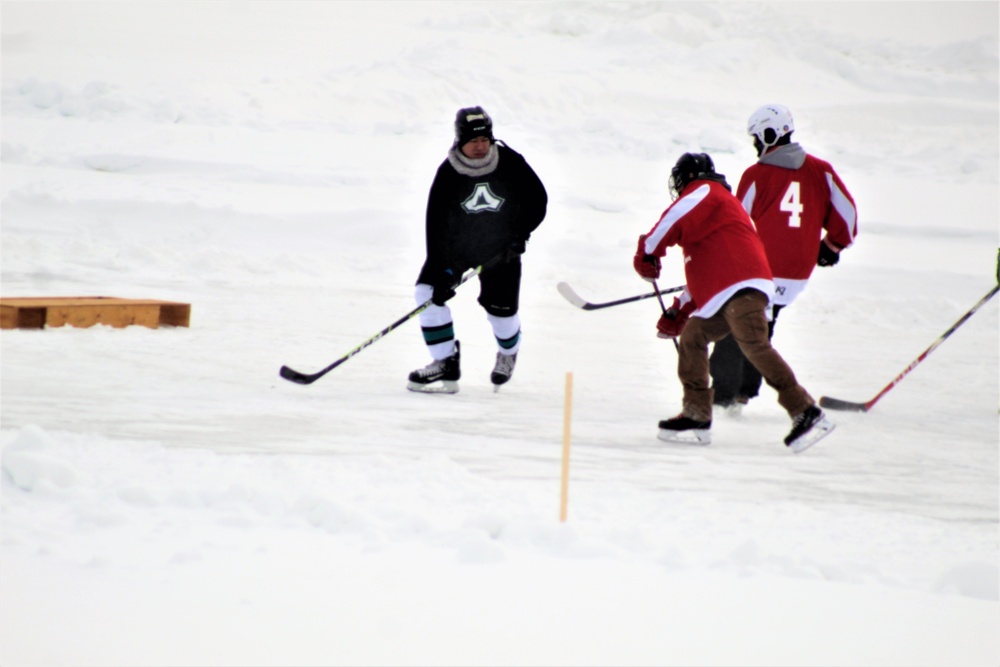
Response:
[2,2,998,665]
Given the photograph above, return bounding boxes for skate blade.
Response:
[657,428,711,446]
[407,380,459,395]
[787,417,835,453]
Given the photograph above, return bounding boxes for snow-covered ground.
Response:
[2,2,998,665]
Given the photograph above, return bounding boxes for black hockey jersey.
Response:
[419,143,547,282]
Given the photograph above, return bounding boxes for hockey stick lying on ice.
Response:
[556,281,685,310]
[280,255,503,385]
[819,283,999,412]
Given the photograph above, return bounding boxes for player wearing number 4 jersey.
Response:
[634,152,834,452]
[710,104,858,413]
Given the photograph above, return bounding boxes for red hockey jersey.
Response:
[736,151,857,305]
[643,180,775,318]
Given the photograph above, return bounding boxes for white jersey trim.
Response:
[772,277,809,306]
[741,181,756,216]
[644,184,710,254]
[826,172,857,243]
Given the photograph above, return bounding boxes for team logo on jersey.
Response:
[462,183,505,214]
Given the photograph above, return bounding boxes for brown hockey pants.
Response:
[677,289,814,421]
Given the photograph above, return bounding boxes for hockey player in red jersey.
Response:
[710,104,858,413]
[633,152,833,452]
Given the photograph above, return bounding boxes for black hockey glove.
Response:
[431,269,457,306]
[505,238,527,262]
[817,240,840,267]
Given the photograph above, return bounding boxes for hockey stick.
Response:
[556,281,685,310]
[280,257,501,385]
[652,279,680,351]
[651,279,670,313]
[819,283,999,412]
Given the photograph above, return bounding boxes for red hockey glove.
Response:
[656,297,694,339]
[657,310,688,339]
[633,234,661,282]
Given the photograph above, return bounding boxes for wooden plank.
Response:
[45,304,161,328]
[0,297,191,329]
[0,305,16,329]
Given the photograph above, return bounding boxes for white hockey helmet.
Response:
[746,104,794,151]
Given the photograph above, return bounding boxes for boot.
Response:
[784,405,834,453]
[657,413,712,445]
[407,341,461,394]
[491,351,517,387]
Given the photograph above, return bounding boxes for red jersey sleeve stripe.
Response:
[645,184,711,254]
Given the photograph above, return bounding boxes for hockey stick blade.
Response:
[556,281,685,310]
[556,281,589,308]
[278,315,409,385]
[819,283,999,413]
[279,254,506,386]
[818,396,869,412]
[279,364,326,385]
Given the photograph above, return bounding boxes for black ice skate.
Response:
[490,351,517,390]
[657,414,712,445]
[407,341,461,394]
[784,404,834,453]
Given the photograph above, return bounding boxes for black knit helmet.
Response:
[454,106,494,147]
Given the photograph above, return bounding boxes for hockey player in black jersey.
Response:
[408,106,548,394]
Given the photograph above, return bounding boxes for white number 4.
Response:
[780,181,803,228]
